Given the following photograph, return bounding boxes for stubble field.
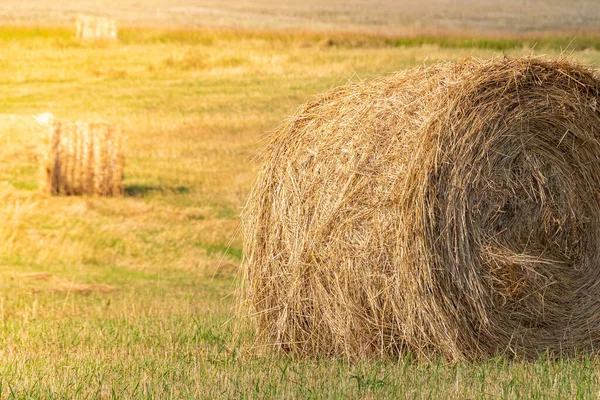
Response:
[2,14,600,399]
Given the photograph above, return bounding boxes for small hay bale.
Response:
[75,14,118,41]
[242,56,600,360]
[43,120,124,196]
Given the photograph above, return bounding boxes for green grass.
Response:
[5,25,600,51]
[388,35,600,51]
[2,25,600,398]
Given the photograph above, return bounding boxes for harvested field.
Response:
[4,22,600,397]
[243,56,600,360]
[2,0,600,34]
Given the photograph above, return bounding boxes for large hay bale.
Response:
[44,120,124,196]
[242,57,600,360]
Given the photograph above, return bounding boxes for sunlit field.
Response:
[3,25,600,398]
[3,0,600,34]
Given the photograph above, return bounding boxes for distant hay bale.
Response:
[242,56,600,360]
[43,120,124,196]
[75,14,118,41]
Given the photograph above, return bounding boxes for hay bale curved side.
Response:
[43,120,124,196]
[242,57,600,360]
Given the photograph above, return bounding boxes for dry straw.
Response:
[242,56,600,361]
[75,15,118,41]
[43,120,124,196]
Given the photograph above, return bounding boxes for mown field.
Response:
[3,26,600,398]
[3,0,600,34]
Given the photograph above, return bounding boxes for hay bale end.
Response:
[75,15,118,41]
[43,119,124,196]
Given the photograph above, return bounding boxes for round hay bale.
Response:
[43,120,124,196]
[242,56,600,360]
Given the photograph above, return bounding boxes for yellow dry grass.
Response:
[18,272,115,294]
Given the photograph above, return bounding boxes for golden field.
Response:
[2,23,600,398]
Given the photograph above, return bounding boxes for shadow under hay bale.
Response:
[43,120,124,196]
[242,56,600,361]
[123,184,190,198]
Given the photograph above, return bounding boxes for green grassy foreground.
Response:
[2,26,600,398]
